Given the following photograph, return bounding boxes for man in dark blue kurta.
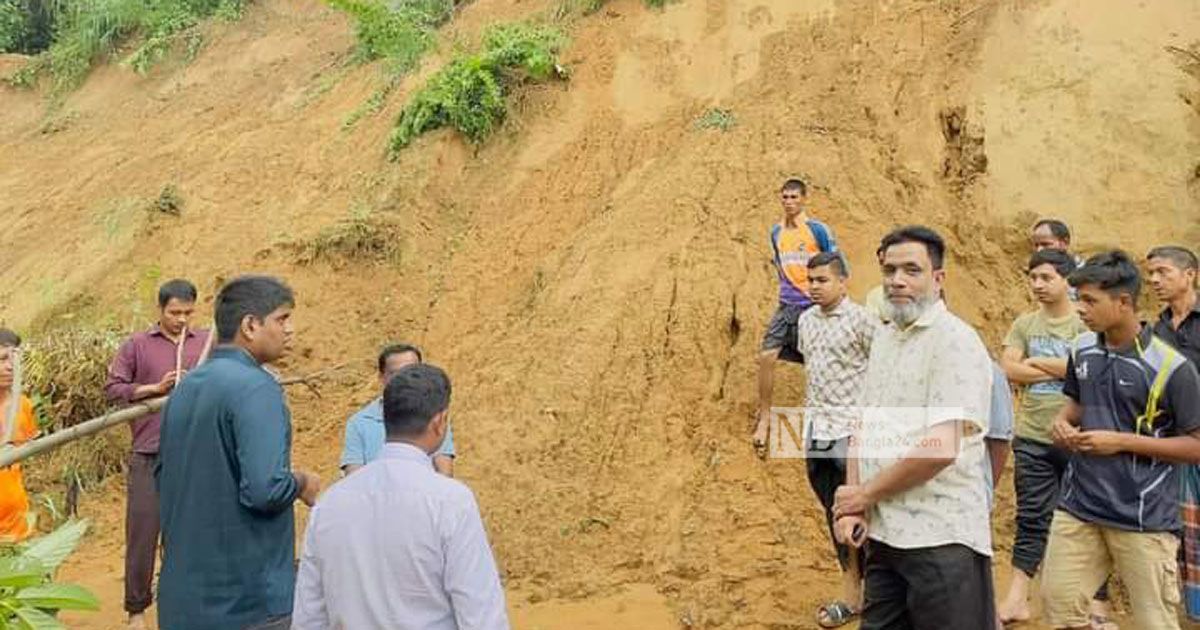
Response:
[156,275,320,630]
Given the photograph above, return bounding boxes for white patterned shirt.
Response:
[795,297,878,440]
[857,300,994,556]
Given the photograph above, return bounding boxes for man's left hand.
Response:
[1074,431,1128,456]
[834,484,875,518]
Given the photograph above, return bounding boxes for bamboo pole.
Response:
[195,326,216,367]
[0,397,169,469]
[174,325,187,381]
[3,348,23,446]
[0,362,356,469]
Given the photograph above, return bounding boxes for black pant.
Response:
[1012,437,1069,576]
[1011,438,1110,601]
[805,438,857,571]
[861,541,995,630]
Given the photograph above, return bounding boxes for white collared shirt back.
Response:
[293,442,509,630]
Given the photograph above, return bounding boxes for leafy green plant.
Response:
[0,520,99,629]
[388,22,566,156]
[325,0,453,67]
[325,0,461,128]
[695,107,735,132]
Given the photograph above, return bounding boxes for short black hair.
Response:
[807,251,848,278]
[1027,248,1077,278]
[1033,218,1071,243]
[378,343,423,373]
[780,178,807,196]
[1069,250,1141,305]
[382,364,451,439]
[879,225,946,270]
[1147,246,1199,273]
[158,279,198,308]
[214,275,295,343]
[0,328,21,348]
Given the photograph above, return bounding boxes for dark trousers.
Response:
[1012,437,1069,576]
[125,452,160,614]
[805,438,856,571]
[861,541,995,630]
[1012,438,1110,601]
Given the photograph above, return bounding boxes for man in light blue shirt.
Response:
[340,344,455,476]
[984,361,1015,507]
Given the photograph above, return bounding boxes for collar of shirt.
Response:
[381,442,434,468]
[814,296,851,318]
[1159,298,1200,324]
[210,345,261,368]
[1095,324,1155,357]
[149,324,197,339]
[358,398,384,423]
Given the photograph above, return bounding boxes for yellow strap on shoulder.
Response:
[1137,339,1178,435]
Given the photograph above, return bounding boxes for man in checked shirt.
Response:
[793,251,878,629]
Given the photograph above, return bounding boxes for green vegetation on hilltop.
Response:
[3,0,245,93]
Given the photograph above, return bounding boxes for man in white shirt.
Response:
[293,364,509,630]
[795,251,877,628]
[833,226,995,629]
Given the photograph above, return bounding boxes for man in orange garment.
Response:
[0,328,37,543]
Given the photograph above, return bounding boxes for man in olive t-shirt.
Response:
[997,250,1087,623]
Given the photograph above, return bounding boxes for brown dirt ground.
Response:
[3,0,1200,627]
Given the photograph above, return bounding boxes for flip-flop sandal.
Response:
[816,601,858,628]
[752,438,768,459]
[1089,614,1118,630]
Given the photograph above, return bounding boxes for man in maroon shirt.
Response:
[105,279,211,630]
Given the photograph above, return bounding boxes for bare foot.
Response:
[751,410,770,458]
[128,613,148,630]
[1089,599,1118,630]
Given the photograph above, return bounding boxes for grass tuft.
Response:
[288,205,403,268]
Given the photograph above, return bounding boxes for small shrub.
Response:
[328,0,462,127]
[388,22,566,156]
[152,183,183,216]
[695,107,735,132]
[290,206,402,267]
[22,326,125,434]
[21,325,129,496]
[326,0,453,67]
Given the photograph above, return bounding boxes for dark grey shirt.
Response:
[1153,300,1200,366]
[156,347,299,630]
[1060,326,1200,532]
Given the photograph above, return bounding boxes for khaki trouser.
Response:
[1041,510,1181,629]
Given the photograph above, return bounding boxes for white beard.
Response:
[884,293,938,327]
